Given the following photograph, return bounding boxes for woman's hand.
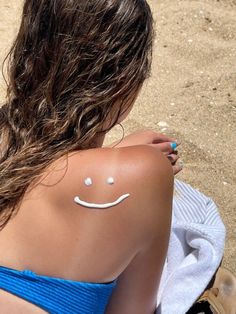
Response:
[108,130,183,175]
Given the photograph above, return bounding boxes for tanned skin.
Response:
[0,128,175,314]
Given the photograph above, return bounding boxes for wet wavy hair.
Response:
[0,0,154,228]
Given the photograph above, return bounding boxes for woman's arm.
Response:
[107,130,178,149]
[105,146,174,314]
[106,130,182,175]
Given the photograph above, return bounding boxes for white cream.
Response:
[74,194,130,209]
[106,177,114,185]
[84,177,93,186]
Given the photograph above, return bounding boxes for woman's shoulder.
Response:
[41,145,173,205]
[42,145,173,222]
[64,145,173,189]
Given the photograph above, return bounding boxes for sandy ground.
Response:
[0,1,235,273]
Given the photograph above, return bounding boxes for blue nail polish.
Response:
[171,142,177,150]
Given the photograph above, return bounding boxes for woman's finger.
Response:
[172,161,184,175]
[150,142,179,154]
[152,133,177,144]
[167,153,179,165]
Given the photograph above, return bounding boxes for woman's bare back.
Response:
[0,145,173,313]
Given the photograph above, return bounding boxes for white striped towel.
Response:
[156,179,226,314]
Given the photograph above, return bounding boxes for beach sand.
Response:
[0,0,235,273]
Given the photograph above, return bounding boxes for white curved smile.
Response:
[74,194,130,209]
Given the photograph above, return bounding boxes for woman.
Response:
[2,0,233,313]
[0,0,181,313]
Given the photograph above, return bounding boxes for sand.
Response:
[0,1,235,273]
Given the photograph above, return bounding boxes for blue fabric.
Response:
[0,266,116,313]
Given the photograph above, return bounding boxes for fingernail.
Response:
[170,142,178,150]
[173,138,180,144]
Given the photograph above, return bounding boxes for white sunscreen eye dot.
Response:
[107,177,114,185]
[84,177,93,186]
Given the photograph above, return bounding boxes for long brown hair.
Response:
[0,0,154,228]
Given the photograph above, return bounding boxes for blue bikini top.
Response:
[0,266,117,314]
